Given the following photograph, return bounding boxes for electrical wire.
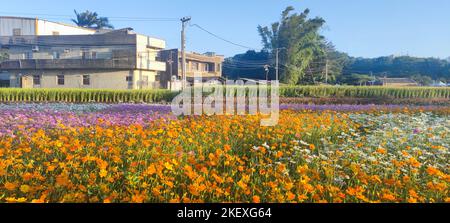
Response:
[190,23,260,51]
[0,11,179,21]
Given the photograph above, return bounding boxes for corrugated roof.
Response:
[379,78,417,84]
[0,16,96,32]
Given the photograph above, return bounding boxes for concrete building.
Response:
[0,17,166,89]
[159,49,224,89]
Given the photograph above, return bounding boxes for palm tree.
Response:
[72,10,114,29]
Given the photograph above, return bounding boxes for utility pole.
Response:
[181,16,191,90]
[167,51,174,90]
[325,59,328,84]
[275,49,279,81]
[275,47,286,82]
[139,53,143,89]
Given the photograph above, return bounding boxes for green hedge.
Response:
[279,86,450,99]
[0,88,178,103]
[0,86,448,103]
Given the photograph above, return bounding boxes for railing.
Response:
[0,59,136,70]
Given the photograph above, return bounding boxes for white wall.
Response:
[37,20,96,35]
[9,70,136,89]
[0,17,96,36]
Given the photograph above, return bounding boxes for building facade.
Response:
[379,78,419,87]
[0,17,166,89]
[159,49,224,89]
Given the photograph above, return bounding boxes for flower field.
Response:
[0,103,448,203]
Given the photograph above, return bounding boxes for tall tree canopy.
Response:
[257,6,327,85]
[343,56,450,82]
[72,10,114,30]
[223,50,271,80]
[223,6,449,85]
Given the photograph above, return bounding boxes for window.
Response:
[57,75,64,85]
[82,51,87,59]
[216,63,221,73]
[191,62,199,71]
[25,52,33,59]
[142,76,148,87]
[82,75,90,85]
[33,75,41,85]
[13,28,21,36]
[53,52,60,59]
[126,76,133,82]
[52,31,60,36]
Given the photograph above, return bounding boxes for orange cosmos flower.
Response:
[426,166,440,176]
[4,182,17,191]
[286,192,296,201]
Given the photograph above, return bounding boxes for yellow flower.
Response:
[20,185,30,193]
[5,197,27,203]
[99,169,108,178]
[164,162,174,171]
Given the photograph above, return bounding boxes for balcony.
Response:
[148,61,166,72]
[147,38,166,49]
[0,59,136,70]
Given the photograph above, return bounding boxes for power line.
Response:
[190,23,260,51]
[0,11,179,21]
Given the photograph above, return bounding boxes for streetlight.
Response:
[264,64,270,82]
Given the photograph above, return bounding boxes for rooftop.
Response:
[0,16,97,32]
[379,78,417,84]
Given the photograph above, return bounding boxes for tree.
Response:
[339,73,373,86]
[72,10,114,29]
[307,42,350,84]
[257,6,326,85]
[0,50,8,62]
[222,50,271,80]
[411,74,433,86]
[343,56,450,82]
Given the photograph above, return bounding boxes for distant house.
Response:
[430,81,447,87]
[159,49,224,89]
[378,78,418,87]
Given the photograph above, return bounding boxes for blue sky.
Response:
[1,0,450,58]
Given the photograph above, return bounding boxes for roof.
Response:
[0,16,97,32]
[379,78,417,84]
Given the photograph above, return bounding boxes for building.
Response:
[0,17,166,89]
[159,49,224,89]
[0,16,96,36]
[379,77,419,87]
[430,81,447,87]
